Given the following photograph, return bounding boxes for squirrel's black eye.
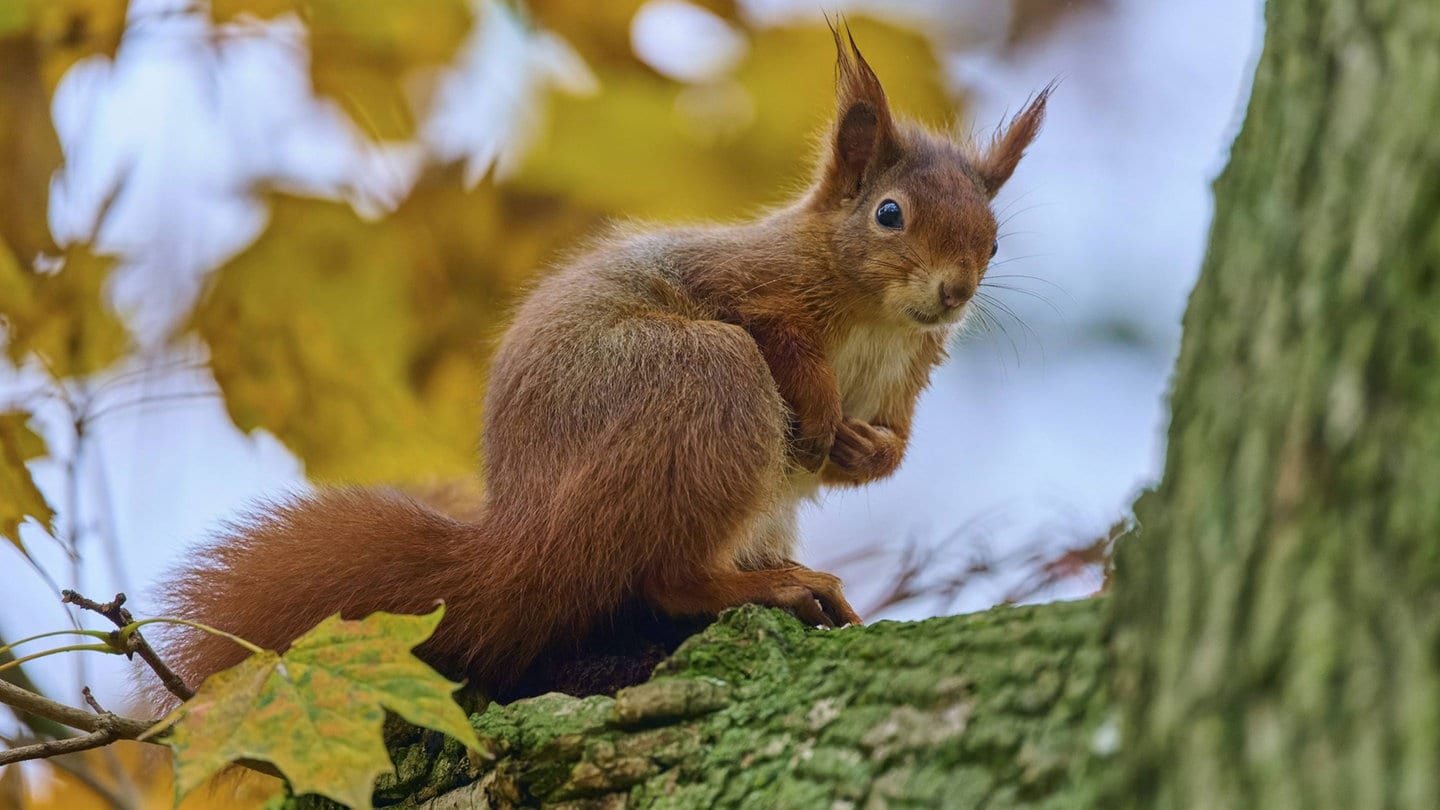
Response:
[991,240,998,258]
[875,199,903,229]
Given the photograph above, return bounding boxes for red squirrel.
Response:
[159,30,1048,696]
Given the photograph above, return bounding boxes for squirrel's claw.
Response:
[826,418,902,484]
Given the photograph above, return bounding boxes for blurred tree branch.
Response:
[0,635,72,741]
[0,678,156,766]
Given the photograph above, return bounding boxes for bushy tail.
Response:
[154,487,504,707]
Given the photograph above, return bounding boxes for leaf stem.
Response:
[0,628,114,656]
[0,644,117,675]
[124,617,267,656]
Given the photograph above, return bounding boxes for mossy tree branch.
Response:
[299,601,1109,809]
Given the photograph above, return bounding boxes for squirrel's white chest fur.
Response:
[765,322,944,550]
[830,322,943,421]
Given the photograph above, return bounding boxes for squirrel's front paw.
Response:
[786,411,841,472]
[826,418,903,484]
[789,433,834,473]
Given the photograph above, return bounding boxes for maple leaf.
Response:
[147,607,481,810]
[0,243,128,377]
[0,409,55,554]
[190,170,601,483]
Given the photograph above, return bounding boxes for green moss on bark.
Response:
[347,600,1109,809]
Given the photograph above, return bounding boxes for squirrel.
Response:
[157,28,1049,698]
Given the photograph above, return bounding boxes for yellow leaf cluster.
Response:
[149,607,480,810]
[0,36,60,264]
[0,0,129,371]
[0,244,128,377]
[191,172,603,483]
[0,0,127,260]
[25,0,128,89]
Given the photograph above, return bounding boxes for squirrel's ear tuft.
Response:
[974,84,1052,197]
[818,20,899,203]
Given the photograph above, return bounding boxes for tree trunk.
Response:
[1109,0,1440,806]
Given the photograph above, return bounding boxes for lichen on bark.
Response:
[322,600,1108,809]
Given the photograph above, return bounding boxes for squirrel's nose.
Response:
[939,280,973,310]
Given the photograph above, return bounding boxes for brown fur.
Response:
[157,29,1048,699]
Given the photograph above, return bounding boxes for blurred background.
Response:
[1,0,1260,803]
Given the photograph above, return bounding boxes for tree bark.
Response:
[1109,0,1440,806]
[307,602,1109,809]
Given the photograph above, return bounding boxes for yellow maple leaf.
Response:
[147,606,481,810]
[0,243,128,377]
[189,169,601,483]
[0,409,55,553]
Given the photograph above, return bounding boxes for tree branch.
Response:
[1,637,73,741]
[81,685,105,713]
[0,727,121,767]
[61,590,194,701]
[0,680,158,768]
[0,679,154,741]
[0,677,288,782]
[0,733,137,809]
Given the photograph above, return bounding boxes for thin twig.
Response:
[57,383,91,697]
[86,389,219,424]
[90,354,207,398]
[0,727,121,767]
[1,732,134,808]
[0,678,284,782]
[84,437,134,594]
[61,591,195,701]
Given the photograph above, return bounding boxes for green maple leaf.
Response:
[146,606,480,810]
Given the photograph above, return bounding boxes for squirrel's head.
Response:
[808,27,1049,331]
